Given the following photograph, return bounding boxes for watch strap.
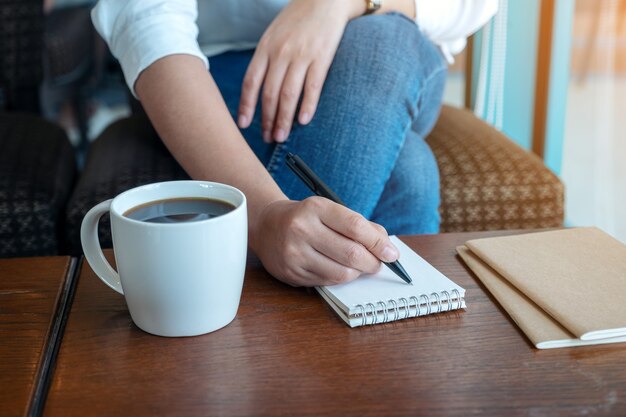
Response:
[364,0,382,15]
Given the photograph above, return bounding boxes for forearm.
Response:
[135,54,287,248]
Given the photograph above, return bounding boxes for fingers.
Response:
[238,54,327,141]
[293,248,362,287]
[298,59,330,125]
[272,63,308,142]
[254,198,395,287]
[260,59,289,143]
[238,51,269,129]
[318,200,400,263]
[272,59,329,137]
[310,227,382,275]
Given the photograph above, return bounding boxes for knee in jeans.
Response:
[337,13,447,89]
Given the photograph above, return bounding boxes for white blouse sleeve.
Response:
[91,0,208,97]
[414,0,499,62]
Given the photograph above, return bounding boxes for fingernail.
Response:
[382,245,399,262]
[262,130,271,143]
[275,129,286,142]
[300,112,310,125]
[238,114,248,128]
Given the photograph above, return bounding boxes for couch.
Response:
[0,1,565,258]
[62,105,565,255]
[0,1,77,257]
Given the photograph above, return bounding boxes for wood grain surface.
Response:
[0,256,72,417]
[43,232,626,417]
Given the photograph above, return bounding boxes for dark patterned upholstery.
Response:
[44,6,94,82]
[65,105,565,253]
[426,106,564,232]
[0,0,44,112]
[43,5,96,151]
[0,113,76,256]
[64,115,189,254]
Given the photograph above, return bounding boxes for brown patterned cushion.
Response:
[425,105,564,232]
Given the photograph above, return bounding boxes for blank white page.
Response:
[319,236,465,315]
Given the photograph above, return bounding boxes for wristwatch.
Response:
[364,0,382,15]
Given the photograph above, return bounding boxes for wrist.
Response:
[341,0,368,20]
[248,197,289,254]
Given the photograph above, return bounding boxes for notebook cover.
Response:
[465,228,626,341]
[457,245,626,349]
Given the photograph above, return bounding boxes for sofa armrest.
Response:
[0,113,76,256]
[425,105,564,232]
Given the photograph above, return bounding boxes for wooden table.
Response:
[0,256,78,417]
[43,232,626,416]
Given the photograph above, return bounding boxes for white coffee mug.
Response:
[80,181,247,337]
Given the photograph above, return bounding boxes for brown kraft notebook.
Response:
[458,228,626,348]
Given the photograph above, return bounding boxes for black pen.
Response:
[285,152,413,285]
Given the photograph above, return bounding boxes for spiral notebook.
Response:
[316,236,466,327]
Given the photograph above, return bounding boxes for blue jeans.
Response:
[210,13,446,234]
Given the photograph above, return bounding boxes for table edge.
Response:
[27,257,82,417]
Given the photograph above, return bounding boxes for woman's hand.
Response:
[237,0,364,143]
[251,197,400,287]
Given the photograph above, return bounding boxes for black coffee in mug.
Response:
[124,197,236,223]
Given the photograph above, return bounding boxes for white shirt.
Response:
[92,0,498,95]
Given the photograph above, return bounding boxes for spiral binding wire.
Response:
[355,289,463,326]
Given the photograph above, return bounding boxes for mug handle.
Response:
[80,199,124,294]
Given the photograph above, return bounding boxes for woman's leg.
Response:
[370,57,447,235]
[369,129,442,234]
[211,12,446,231]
